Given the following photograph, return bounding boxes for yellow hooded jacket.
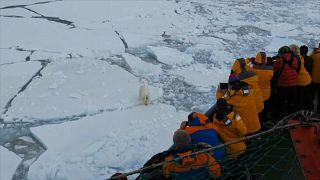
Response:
[297,55,312,86]
[232,58,264,112]
[311,48,320,84]
[216,89,261,134]
[253,52,273,101]
[289,44,312,86]
[213,111,247,159]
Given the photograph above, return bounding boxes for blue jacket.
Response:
[184,113,226,160]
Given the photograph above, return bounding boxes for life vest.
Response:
[163,148,221,179]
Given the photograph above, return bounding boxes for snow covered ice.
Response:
[0,146,21,180]
[0,0,319,179]
[28,104,186,180]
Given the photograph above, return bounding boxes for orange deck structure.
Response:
[289,120,320,180]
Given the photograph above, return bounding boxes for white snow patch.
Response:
[18,136,35,143]
[0,146,21,180]
[185,43,234,65]
[122,53,162,76]
[173,63,228,91]
[0,17,124,59]
[14,145,26,150]
[147,46,194,66]
[265,37,304,54]
[0,61,42,113]
[269,23,299,37]
[27,0,197,48]
[302,26,320,34]
[29,51,69,61]
[0,49,30,64]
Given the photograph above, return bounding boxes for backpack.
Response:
[168,149,212,180]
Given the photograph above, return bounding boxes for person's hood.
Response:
[255,52,267,64]
[188,112,210,126]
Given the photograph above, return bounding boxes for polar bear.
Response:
[139,85,150,106]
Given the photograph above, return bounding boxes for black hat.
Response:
[300,45,308,55]
[173,130,191,149]
[216,98,228,110]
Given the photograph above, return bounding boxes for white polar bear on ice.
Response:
[139,85,150,106]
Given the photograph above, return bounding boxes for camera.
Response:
[219,82,229,90]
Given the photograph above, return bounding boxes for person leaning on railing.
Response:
[273,46,300,118]
[252,51,274,130]
[289,44,313,112]
[216,73,261,135]
[231,58,264,113]
[162,130,221,179]
[212,98,247,159]
[179,112,226,160]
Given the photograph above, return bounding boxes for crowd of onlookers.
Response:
[111,43,320,180]
[223,43,320,132]
[263,44,320,124]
